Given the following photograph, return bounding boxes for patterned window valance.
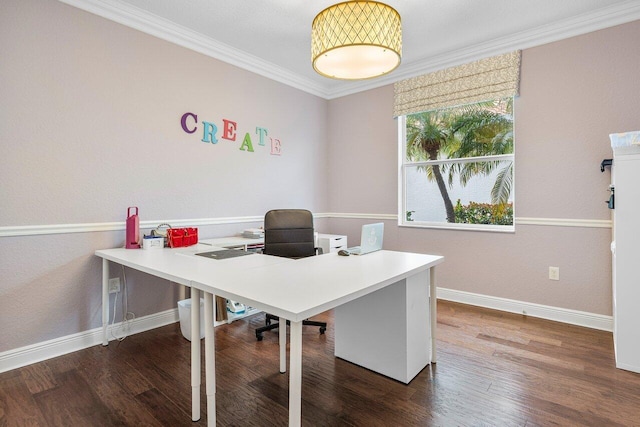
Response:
[393,51,521,117]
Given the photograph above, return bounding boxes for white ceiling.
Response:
[61,0,640,99]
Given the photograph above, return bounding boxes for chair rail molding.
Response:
[0,216,265,237]
[0,214,611,238]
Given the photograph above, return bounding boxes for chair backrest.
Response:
[263,209,315,259]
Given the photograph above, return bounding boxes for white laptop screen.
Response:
[349,223,384,255]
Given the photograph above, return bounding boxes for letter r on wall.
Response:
[201,121,218,144]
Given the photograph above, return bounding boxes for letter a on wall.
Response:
[239,133,254,152]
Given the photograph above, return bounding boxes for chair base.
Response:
[255,313,327,341]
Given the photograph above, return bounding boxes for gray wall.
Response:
[326,21,640,316]
[1,0,639,355]
[0,0,328,352]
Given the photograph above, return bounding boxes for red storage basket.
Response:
[167,227,198,248]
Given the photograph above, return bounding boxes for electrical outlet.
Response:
[108,277,121,293]
[549,266,560,281]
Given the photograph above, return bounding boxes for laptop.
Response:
[346,223,384,255]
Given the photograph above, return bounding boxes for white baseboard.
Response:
[0,308,179,374]
[1,289,613,374]
[437,287,613,332]
[616,361,640,374]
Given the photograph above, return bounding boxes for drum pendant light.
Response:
[311,1,402,80]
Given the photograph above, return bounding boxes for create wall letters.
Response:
[180,112,282,155]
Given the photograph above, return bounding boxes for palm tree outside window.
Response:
[400,97,514,231]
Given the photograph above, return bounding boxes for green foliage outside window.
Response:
[453,200,513,225]
[404,97,514,227]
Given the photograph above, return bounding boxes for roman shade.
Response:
[394,51,521,117]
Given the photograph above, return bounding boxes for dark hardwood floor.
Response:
[2,301,640,426]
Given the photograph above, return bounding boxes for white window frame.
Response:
[398,116,515,232]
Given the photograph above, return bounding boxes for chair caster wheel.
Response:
[320,327,326,335]
[256,334,263,341]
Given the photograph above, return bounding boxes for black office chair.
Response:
[255,209,327,341]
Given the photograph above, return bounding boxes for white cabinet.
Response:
[612,144,640,373]
[317,233,347,254]
[335,269,431,383]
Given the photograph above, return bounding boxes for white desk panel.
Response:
[190,250,443,323]
[335,269,431,383]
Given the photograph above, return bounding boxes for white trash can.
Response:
[177,298,205,341]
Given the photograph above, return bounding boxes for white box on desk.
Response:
[142,236,164,249]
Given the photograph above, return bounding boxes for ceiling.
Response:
[61,0,640,99]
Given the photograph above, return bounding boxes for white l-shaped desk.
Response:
[95,244,443,426]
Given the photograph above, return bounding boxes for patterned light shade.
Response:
[312,1,402,80]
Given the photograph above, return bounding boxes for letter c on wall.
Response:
[181,112,198,134]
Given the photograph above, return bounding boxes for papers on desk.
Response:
[196,249,253,260]
[242,228,264,239]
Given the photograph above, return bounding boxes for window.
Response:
[399,98,514,231]
[394,51,520,231]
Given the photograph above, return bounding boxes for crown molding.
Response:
[326,2,640,99]
[59,1,640,100]
[57,0,330,98]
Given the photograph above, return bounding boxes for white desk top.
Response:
[190,250,442,321]
[95,244,287,286]
[200,236,264,247]
[95,246,443,322]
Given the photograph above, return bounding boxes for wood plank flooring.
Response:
[2,301,640,426]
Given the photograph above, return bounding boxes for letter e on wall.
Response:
[270,138,281,156]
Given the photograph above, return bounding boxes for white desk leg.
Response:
[191,288,201,422]
[430,266,437,363]
[102,259,109,346]
[288,320,302,427]
[204,293,216,426]
[279,317,287,373]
